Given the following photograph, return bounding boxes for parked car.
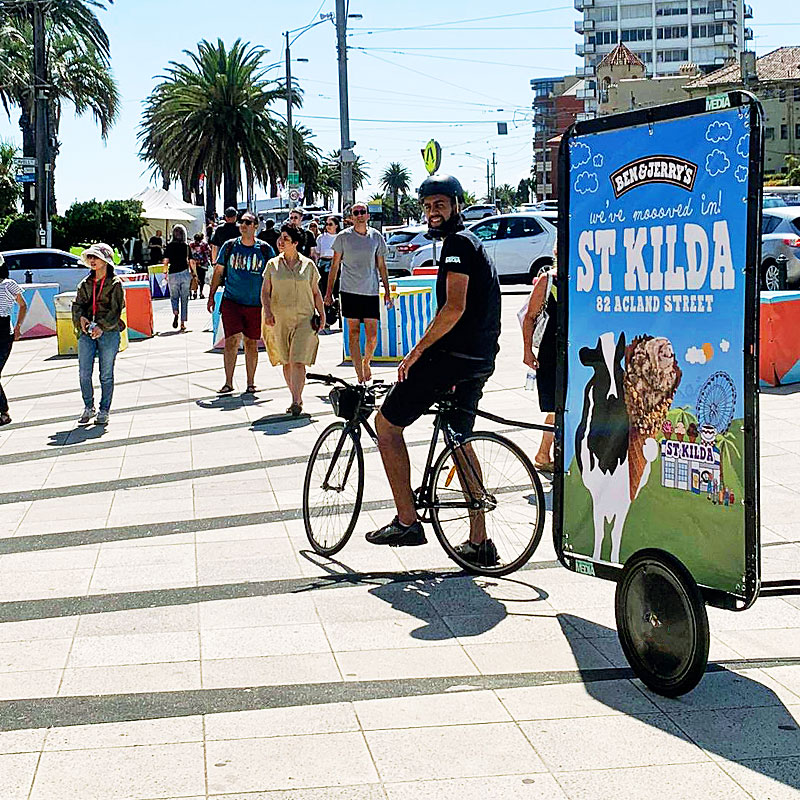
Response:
[1,248,134,292]
[763,195,788,209]
[761,206,800,290]
[409,213,556,282]
[384,225,429,276]
[461,204,498,221]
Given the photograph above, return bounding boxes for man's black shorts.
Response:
[380,350,494,437]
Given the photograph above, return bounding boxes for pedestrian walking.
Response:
[324,202,392,384]
[307,219,321,244]
[163,224,197,331]
[72,243,126,425]
[316,216,341,328]
[287,208,315,259]
[147,230,164,265]
[0,255,28,426]
[257,218,280,252]
[189,232,211,299]
[210,206,240,263]
[261,225,326,416]
[207,210,274,394]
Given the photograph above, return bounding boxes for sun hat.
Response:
[80,242,115,265]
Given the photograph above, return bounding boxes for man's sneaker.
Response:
[95,410,109,425]
[454,538,500,568]
[366,517,427,547]
[78,407,95,424]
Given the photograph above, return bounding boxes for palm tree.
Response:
[0,2,118,214]
[139,39,296,215]
[320,150,369,210]
[715,430,741,488]
[380,162,411,224]
[0,141,22,216]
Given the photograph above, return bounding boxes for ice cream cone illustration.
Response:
[623,335,682,500]
[675,421,686,442]
[662,419,673,440]
[687,422,698,443]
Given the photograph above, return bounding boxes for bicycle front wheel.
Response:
[303,421,364,556]
[430,432,544,576]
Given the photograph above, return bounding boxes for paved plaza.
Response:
[2,293,800,799]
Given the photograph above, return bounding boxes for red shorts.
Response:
[221,298,262,340]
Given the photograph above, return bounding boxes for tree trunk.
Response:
[19,109,35,214]
[204,170,216,223]
[393,188,399,224]
[181,176,192,204]
[161,172,170,191]
[47,103,59,217]
[223,161,238,211]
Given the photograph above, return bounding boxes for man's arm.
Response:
[376,254,393,306]
[521,273,548,370]
[397,271,468,381]
[324,251,342,304]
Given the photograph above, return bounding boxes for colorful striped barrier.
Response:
[9,283,58,339]
[122,280,154,340]
[343,283,436,363]
[760,290,800,387]
[54,292,128,356]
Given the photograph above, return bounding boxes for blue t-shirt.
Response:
[216,238,274,306]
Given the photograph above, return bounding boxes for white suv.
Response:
[384,225,429,276]
[409,213,556,282]
[461,204,498,221]
[1,248,134,292]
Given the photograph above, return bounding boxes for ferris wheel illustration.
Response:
[696,371,737,433]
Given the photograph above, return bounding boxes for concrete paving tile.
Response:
[0,547,98,573]
[445,613,579,645]
[0,752,38,800]
[197,555,302,585]
[205,702,359,741]
[311,587,438,625]
[0,637,72,673]
[589,631,740,667]
[520,713,708,771]
[0,669,62,700]
[76,605,199,638]
[199,595,319,630]
[0,568,94,601]
[206,732,379,794]
[207,789,386,800]
[464,638,612,674]
[44,716,204,751]
[384,774,566,800]
[201,653,342,689]
[336,645,478,682]
[354,689,512,730]
[670,705,800,761]
[715,628,800,659]
[496,679,659,721]
[30,742,206,800]
[718,757,800,799]
[201,624,329,660]
[94,543,196,568]
[322,618,456,651]
[0,616,79,644]
[88,563,197,593]
[555,762,751,800]
[58,660,202,697]
[196,537,296,561]
[365,722,546,782]
[67,631,200,669]
[0,728,48,755]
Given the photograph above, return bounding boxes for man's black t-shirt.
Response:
[294,226,314,259]
[431,228,501,362]
[211,222,239,251]
[163,241,191,273]
[258,227,280,252]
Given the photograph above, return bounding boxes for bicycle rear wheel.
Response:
[303,421,364,556]
[430,432,544,576]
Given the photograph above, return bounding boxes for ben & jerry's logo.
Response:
[610,155,697,198]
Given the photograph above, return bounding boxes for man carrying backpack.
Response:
[207,210,275,394]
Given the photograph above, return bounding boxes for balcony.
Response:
[575,65,596,78]
[714,33,736,44]
[576,42,596,56]
[574,0,594,8]
[576,85,597,100]
[576,112,595,122]
[744,27,753,40]
[744,3,753,17]
[714,8,735,20]
[575,18,595,33]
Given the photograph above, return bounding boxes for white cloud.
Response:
[706,120,733,143]
[685,346,707,365]
[720,339,730,353]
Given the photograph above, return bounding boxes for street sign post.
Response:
[287,171,300,187]
[421,140,442,176]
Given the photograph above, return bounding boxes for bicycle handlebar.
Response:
[306,373,351,387]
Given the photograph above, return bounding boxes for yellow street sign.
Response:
[421,140,442,175]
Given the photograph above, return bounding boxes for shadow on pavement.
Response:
[252,413,312,434]
[196,394,272,411]
[557,611,800,793]
[46,425,108,446]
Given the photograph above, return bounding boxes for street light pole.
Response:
[285,31,295,183]
[32,1,50,247]
[335,0,354,209]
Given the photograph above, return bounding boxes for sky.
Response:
[0,0,795,212]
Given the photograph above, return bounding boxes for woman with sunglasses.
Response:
[316,216,341,328]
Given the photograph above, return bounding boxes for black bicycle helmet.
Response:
[418,174,464,204]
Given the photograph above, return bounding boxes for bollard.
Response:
[24,269,33,283]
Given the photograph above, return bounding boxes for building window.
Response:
[594,6,618,22]
[794,86,800,102]
[656,3,689,16]
[692,23,723,37]
[658,25,689,39]
[765,127,775,140]
[595,30,619,45]
[779,88,787,102]
[622,27,653,42]
[657,48,690,62]
[781,124,789,140]
[634,50,654,63]
[691,0,723,13]
[622,3,652,19]
[677,461,689,485]
[795,124,800,139]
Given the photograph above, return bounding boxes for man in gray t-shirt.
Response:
[325,202,392,383]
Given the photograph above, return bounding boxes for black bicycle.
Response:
[302,373,546,576]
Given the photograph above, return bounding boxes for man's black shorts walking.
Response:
[380,350,494,437]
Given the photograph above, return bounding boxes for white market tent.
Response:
[133,187,205,242]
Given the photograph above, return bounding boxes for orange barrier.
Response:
[760,290,800,387]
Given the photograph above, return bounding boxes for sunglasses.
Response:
[326,221,337,226]
[352,209,367,216]
[239,219,255,226]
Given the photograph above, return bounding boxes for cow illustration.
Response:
[575,331,658,563]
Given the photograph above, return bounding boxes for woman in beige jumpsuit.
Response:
[261,224,326,416]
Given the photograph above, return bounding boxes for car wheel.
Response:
[528,258,554,284]
[760,259,786,292]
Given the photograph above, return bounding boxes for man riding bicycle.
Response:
[368,174,502,567]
